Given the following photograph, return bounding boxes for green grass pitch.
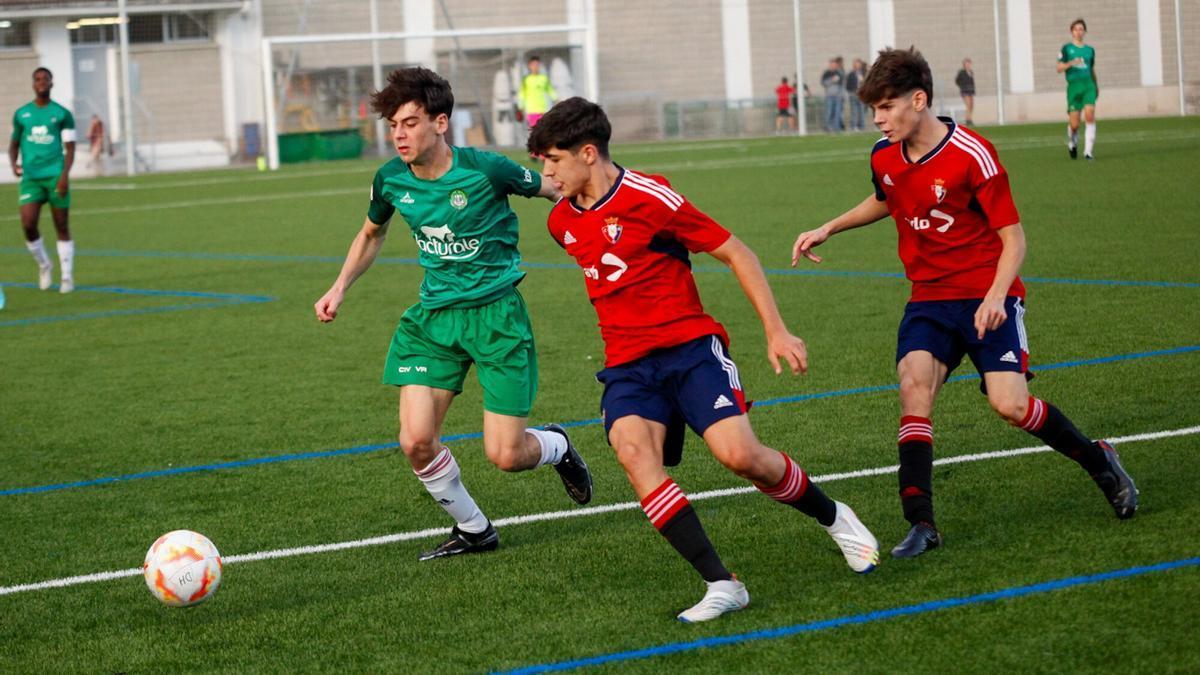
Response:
[1,116,1198,673]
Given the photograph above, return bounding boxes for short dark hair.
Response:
[528,55,541,62]
[526,97,611,159]
[1070,18,1087,31]
[33,67,52,79]
[856,47,933,106]
[370,67,453,121]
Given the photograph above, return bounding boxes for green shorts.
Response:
[1066,80,1097,112]
[382,287,538,417]
[18,175,71,208]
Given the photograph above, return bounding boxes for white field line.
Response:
[0,187,363,222]
[2,425,1196,598]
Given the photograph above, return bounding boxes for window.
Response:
[67,13,212,45]
[0,20,33,49]
[168,13,210,41]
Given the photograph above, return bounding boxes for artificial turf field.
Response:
[1,116,1198,673]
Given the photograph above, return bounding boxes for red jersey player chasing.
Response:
[791,48,1137,559]
[528,97,879,623]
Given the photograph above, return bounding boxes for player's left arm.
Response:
[58,110,76,196]
[708,235,808,375]
[975,223,1026,339]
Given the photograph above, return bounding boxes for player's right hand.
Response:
[791,227,829,266]
[12,165,21,178]
[314,289,343,323]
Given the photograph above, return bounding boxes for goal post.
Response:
[260,21,597,171]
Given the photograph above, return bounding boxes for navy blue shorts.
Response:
[897,296,1031,378]
[596,334,748,467]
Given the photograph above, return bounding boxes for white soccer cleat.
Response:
[824,501,880,574]
[59,277,74,294]
[676,577,749,623]
[38,263,53,290]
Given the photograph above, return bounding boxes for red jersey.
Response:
[775,84,795,109]
[871,119,1024,301]
[547,168,732,367]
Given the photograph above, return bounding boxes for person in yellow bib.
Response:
[9,67,76,293]
[518,56,557,129]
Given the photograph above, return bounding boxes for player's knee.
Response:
[712,444,760,479]
[898,376,933,411]
[485,443,526,472]
[991,395,1027,425]
[398,432,439,464]
[612,439,656,472]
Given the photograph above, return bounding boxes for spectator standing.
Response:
[955,58,976,126]
[821,57,846,132]
[774,77,797,133]
[846,59,868,131]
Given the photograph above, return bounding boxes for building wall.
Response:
[131,43,225,143]
[0,51,40,119]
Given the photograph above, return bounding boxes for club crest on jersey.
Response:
[931,179,947,204]
[601,217,622,245]
[449,189,468,210]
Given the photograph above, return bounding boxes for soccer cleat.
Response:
[545,423,592,505]
[59,278,74,294]
[417,522,499,561]
[824,502,880,573]
[891,521,942,559]
[677,577,749,623]
[38,263,53,290]
[1091,441,1138,519]
[1068,144,1078,160]
[1085,154,1094,161]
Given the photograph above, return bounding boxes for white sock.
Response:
[26,238,51,268]
[527,427,568,467]
[1084,122,1096,156]
[57,240,74,280]
[1067,125,1078,148]
[414,447,489,533]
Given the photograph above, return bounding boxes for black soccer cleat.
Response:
[891,522,942,559]
[417,522,499,561]
[1091,440,1138,519]
[1069,144,1078,159]
[545,423,593,505]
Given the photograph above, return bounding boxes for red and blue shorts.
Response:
[897,296,1031,378]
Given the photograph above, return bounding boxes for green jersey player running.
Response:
[9,67,77,293]
[314,67,593,561]
[1057,18,1098,160]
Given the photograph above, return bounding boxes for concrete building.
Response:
[1,0,1195,177]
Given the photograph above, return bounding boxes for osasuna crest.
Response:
[601,216,622,244]
[931,178,947,204]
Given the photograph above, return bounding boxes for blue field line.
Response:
[2,344,1197,497]
[497,556,1200,674]
[0,283,274,328]
[4,247,1199,288]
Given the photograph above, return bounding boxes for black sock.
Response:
[1021,398,1108,474]
[898,440,935,526]
[788,482,837,526]
[758,452,836,526]
[659,505,732,583]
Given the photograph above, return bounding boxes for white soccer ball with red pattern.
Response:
[143,530,223,607]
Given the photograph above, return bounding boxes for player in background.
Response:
[314,67,592,561]
[792,48,1137,559]
[1057,18,1098,160]
[518,55,557,130]
[528,97,879,623]
[9,67,76,293]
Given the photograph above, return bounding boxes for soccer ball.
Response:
[143,530,223,607]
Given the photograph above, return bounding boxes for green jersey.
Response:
[367,146,542,309]
[11,100,75,180]
[1059,43,1096,84]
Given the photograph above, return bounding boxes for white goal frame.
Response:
[260,19,598,170]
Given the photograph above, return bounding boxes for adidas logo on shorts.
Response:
[1000,351,1019,364]
[713,394,734,410]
